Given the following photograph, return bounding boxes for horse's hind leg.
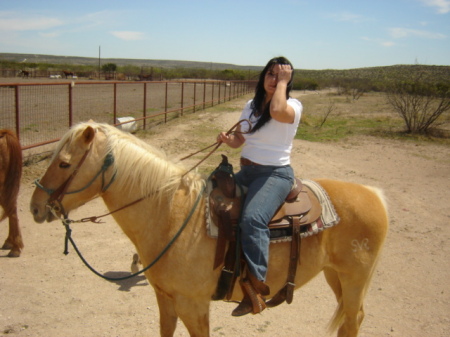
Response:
[335,273,368,337]
[323,266,342,300]
[2,209,23,257]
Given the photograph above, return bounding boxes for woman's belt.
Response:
[240,157,262,166]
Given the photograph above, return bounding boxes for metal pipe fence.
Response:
[0,79,256,155]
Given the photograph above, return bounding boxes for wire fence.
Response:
[0,79,256,155]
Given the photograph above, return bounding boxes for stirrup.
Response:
[232,278,266,316]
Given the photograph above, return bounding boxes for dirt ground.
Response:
[1,92,449,337]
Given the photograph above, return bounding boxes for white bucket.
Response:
[116,117,137,133]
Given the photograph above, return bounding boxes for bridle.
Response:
[35,119,250,216]
[34,146,117,219]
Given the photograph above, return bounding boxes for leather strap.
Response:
[286,216,301,304]
[266,215,302,307]
[211,237,238,301]
[213,210,231,269]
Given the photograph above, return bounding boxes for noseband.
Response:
[34,149,116,218]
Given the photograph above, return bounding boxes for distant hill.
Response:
[1,53,448,83]
[296,64,450,84]
[0,52,262,71]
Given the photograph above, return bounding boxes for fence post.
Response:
[211,82,214,107]
[68,83,73,127]
[15,85,20,141]
[218,82,221,104]
[203,81,206,110]
[164,82,168,123]
[181,82,184,116]
[193,82,196,113]
[143,82,147,130]
[113,83,117,124]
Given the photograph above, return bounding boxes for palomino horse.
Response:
[30,122,388,337]
[0,130,24,257]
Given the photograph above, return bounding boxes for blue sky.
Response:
[0,0,449,69]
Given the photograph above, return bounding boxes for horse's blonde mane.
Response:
[61,122,204,203]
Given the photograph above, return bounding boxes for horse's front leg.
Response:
[155,289,211,337]
[173,294,210,337]
[155,290,179,337]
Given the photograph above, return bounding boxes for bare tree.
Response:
[386,80,450,134]
[336,78,368,101]
[318,99,337,128]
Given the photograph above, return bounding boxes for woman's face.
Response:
[263,65,279,98]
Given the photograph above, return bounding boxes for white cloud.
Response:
[73,10,121,31]
[389,27,446,39]
[362,36,396,47]
[381,41,396,47]
[419,0,450,14]
[0,11,63,31]
[111,31,145,41]
[39,32,60,38]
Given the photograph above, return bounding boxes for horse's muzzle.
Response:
[30,202,58,223]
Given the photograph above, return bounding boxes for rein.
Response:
[35,120,248,281]
[180,119,251,176]
[60,183,205,281]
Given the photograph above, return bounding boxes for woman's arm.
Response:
[270,64,295,124]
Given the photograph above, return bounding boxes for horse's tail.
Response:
[365,185,389,214]
[0,130,22,221]
[328,298,345,334]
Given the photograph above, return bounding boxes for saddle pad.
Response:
[205,179,340,242]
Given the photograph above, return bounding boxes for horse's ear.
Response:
[82,126,96,145]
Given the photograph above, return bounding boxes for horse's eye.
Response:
[59,162,71,169]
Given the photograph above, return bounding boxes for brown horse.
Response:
[62,70,74,78]
[18,70,29,78]
[30,122,388,337]
[0,130,23,257]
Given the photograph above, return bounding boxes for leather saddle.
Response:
[208,155,323,306]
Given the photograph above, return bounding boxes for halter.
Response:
[34,149,117,218]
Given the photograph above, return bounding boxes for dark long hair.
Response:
[250,56,294,133]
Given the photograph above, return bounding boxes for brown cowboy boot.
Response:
[232,274,270,317]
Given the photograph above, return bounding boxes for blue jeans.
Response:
[234,164,295,281]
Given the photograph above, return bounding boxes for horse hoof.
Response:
[2,241,13,250]
[7,250,21,258]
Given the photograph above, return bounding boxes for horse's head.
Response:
[30,123,110,223]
